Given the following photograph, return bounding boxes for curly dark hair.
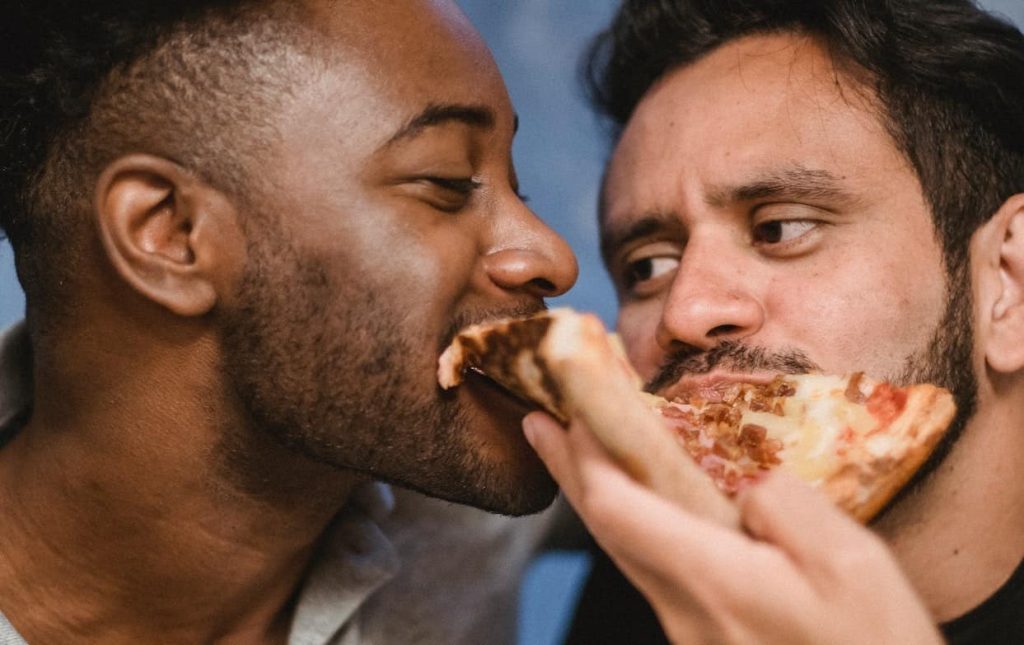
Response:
[0,1,316,327]
[584,0,1024,274]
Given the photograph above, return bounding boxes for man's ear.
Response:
[94,155,244,317]
[976,193,1024,374]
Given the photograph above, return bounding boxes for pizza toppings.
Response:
[438,308,956,524]
[652,372,954,521]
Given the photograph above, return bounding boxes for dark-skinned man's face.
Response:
[219,0,577,515]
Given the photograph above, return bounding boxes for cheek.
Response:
[359,226,480,312]
[617,300,664,381]
[771,256,946,376]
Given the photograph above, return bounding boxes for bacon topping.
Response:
[659,391,786,495]
[845,372,867,404]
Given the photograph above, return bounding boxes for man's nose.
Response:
[655,238,764,352]
[483,200,578,298]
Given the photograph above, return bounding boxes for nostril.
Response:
[708,324,741,337]
[530,277,557,294]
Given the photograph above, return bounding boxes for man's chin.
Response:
[421,380,557,518]
[393,458,558,517]
[455,469,559,517]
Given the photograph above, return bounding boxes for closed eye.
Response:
[413,176,482,213]
[427,176,482,194]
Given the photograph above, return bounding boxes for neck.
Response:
[0,333,361,644]
[876,386,1024,622]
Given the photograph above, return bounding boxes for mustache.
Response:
[645,341,821,394]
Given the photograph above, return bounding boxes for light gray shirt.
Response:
[0,324,550,644]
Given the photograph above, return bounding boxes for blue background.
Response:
[0,2,1021,644]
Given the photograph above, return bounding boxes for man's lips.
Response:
[657,372,780,402]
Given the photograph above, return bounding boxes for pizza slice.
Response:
[438,308,956,524]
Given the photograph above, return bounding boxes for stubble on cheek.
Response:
[215,227,554,514]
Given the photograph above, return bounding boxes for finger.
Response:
[739,471,888,575]
[523,410,635,507]
[528,413,823,633]
[528,413,749,580]
[560,454,804,617]
[540,314,740,529]
[522,411,580,497]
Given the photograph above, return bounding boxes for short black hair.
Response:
[0,1,316,327]
[584,0,1024,273]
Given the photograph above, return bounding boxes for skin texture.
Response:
[0,1,576,643]
[528,32,1024,642]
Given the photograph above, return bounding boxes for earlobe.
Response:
[94,155,233,317]
[982,194,1024,373]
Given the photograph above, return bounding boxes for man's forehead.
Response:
[603,33,894,210]
[624,33,880,142]
[301,0,489,69]
[261,0,514,177]
[291,0,508,125]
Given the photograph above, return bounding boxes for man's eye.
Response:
[416,177,481,212]
[624,256,679,290]
[427,177,481,195]
[752,220,817,245]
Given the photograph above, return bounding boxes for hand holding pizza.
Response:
[523,410,943,645]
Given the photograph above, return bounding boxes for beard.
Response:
[216,220,555,516]
[645,265,977,514]
[887,261,976,498]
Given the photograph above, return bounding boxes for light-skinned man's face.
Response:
[217,0,577,515]
[602,33,956,398]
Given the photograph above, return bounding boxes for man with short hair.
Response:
[524,0,1024,642]
[0,1,577,642]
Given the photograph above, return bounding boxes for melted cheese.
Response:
[738,375,878,483]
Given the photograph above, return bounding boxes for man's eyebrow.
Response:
[600,211,681,263]
[706,167,854,207]
[384,103,499,147]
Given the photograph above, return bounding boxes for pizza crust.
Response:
[827,383,955,522]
